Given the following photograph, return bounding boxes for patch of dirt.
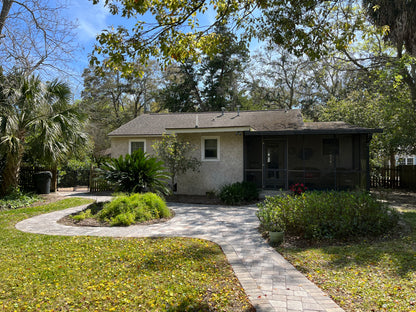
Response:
[30,193,69,207]
[372,189,416,211]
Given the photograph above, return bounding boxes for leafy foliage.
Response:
[90,0,365,72]
[152,134,200,191]
[81,61,159,154]
[256,201,284,232]
[98,193,171,226]
[260,191,399,240]
[320,74,416,164]
[156,25,248,112]
[278,193,416,312]
[100,149,170,195]
[0,189,40,210]
[219,181,259,205]
[363,0,416,57]
[0,70,87,195]
[0,198,253,311]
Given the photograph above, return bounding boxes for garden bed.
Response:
[58,201,175,227]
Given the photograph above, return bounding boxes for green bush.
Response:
[219,181,259,205]
[100,149,170,195]
[258,191,399,240]
[99,193,171,226]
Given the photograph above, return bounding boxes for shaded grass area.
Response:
[0,192,40,210]
[0,198,253,311]
[277,208,416,311]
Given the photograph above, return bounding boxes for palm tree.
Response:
[0,70,87,195]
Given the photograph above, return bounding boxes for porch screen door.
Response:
[263,141,287,189]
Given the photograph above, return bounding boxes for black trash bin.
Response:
[33,171,52,194]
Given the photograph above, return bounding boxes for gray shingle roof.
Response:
[108,109,381,136]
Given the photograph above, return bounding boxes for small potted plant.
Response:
[256,202,285,245]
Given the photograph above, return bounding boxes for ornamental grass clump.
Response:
[99,193,170,226]
[259,191,399,240]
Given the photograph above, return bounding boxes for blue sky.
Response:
[70,0,113,95]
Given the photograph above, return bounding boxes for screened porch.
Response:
[244,133,370,191]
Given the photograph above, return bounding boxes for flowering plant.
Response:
[289,183,307,195]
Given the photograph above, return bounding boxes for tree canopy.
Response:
[90,0,416,73]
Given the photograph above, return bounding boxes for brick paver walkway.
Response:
[16,193,344,312]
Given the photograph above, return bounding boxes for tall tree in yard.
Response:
[0,71,86,195]
[81,61,159,154]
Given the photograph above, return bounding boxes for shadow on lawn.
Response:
[320,210,416,278]
[286,210,416,279]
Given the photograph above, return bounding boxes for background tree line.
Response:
[1,0,416,195]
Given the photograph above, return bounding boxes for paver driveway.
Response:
[16,194,344,312]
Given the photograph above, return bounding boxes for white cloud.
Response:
[71,0,109,43]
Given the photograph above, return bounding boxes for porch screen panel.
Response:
[264,140,286,189]
[244,136,262,187]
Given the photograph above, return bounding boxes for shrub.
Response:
[100,149,170,195]
[0,188,40,210]
[258,191,399,240]
[219,181,259,205]
[71,209,93,221]
[256,202,285,232]
[99,193,171,226]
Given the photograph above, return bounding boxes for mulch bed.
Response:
[165,194,223,205]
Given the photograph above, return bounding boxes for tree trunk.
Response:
[0,0,13,37]
[0,149,23,195]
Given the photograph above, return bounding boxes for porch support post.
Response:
[261,136,265,189]
[366,134,372,191]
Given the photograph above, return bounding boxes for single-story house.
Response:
[109,109,381,195]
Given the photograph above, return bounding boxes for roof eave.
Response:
[244,128,383,135]
[166,126,253,134]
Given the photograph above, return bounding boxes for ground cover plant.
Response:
[0,198,254,311]
[0,189,40,210]
[72,192,172,226]
[259,191,399,240]
[276,191,416,311]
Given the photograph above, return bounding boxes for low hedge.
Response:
[258,191,399,240]
[219,182,259,205]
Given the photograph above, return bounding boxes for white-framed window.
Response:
[201,136,220,161]
[129,139,146,154]
[407,157,414,165]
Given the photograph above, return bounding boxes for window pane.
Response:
[131,141,144,153]
[205,139,217,158]
[407,158,414,165]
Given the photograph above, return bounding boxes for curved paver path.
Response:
[16,194,344,312]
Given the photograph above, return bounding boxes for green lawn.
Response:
[277,205,416,312]
[0,198,253,311]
